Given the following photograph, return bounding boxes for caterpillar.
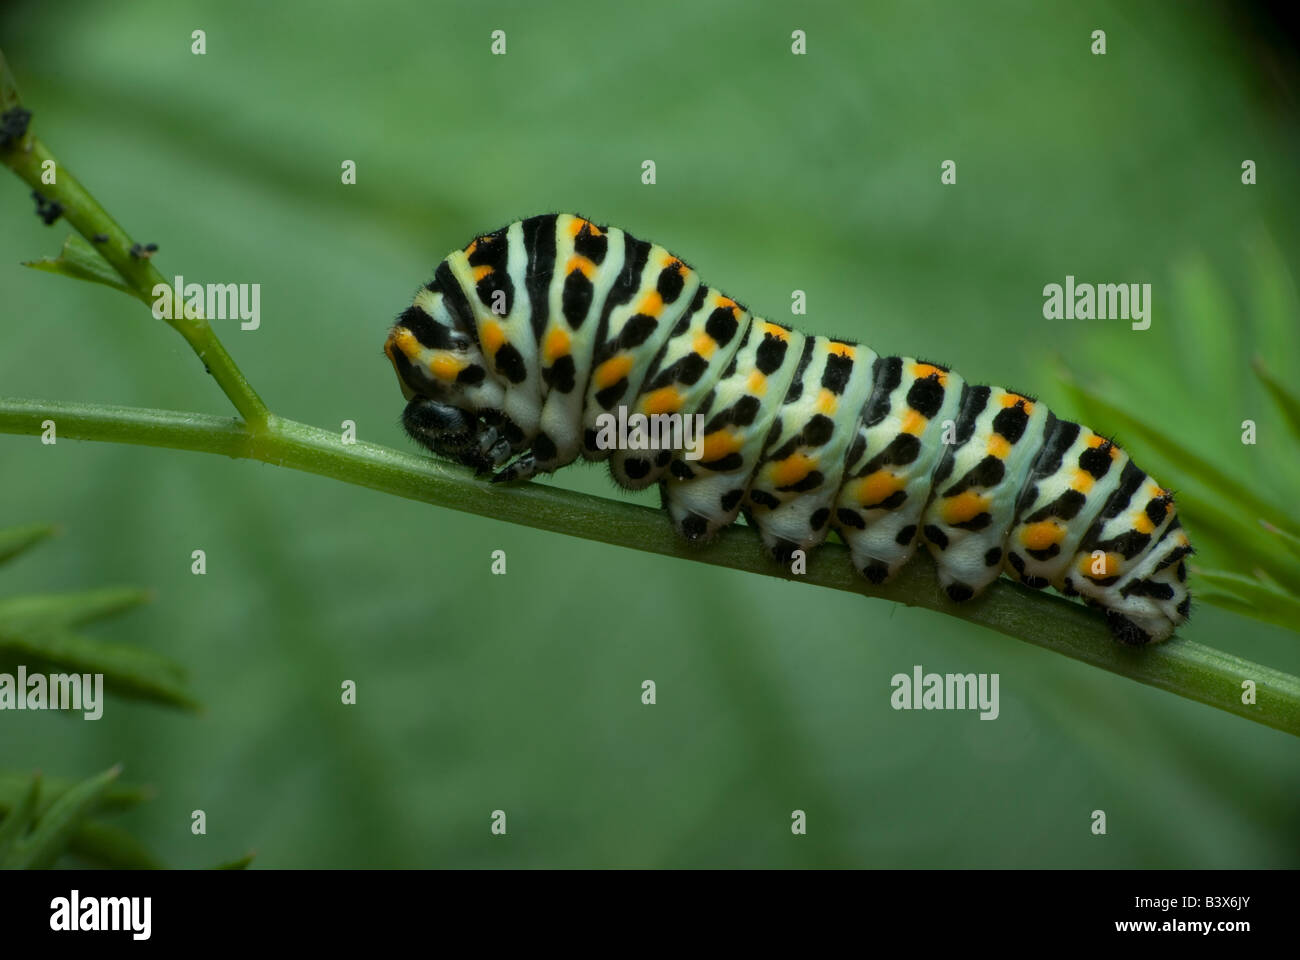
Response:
[384,214,1194,645]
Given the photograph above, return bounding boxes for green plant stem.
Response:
[0,123,269,428]
[3,396,1298,738]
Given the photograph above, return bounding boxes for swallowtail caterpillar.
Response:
[384,215,1193,644]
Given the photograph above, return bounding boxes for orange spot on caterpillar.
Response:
[544,327,571,363]
[567,217,603,238]
[1081,552,1122,579]
[1021,521,1064,551]
[912,362,948,386]
[480,321,506,355]
[856,470,903,507]
[701,429,742,461]
[566,255,596,279]
[941,490,990,526]
[999,392,1033,414]
[900,409,927,435]
[637,291,664,316]
[430,354,466,381]
[771,453,817,488]
[1084,434,1120,461]
[641,387,683,415]
[593,354,634,389]
[391,329,420,359]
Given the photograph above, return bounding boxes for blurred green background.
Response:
[2,0,1298,868]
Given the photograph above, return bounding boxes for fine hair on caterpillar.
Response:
[384,214,1194,645]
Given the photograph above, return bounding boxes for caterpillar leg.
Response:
[490,453,538,484]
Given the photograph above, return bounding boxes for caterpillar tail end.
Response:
[1102,606,1188,646]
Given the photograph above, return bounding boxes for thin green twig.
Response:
[2,396,1298,737]
[0,52,268,427]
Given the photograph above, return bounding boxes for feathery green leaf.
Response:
[2,764,120,869]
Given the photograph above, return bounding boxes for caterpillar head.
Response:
[385,294,512,472]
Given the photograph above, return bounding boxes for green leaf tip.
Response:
[1252,355,1300,444]
[0,523,56,566]
[1191,565,1300,635]
[0,770,153,816]
[1260,520,1300,562]
[0,586,155,630]
[23,233,141,300]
